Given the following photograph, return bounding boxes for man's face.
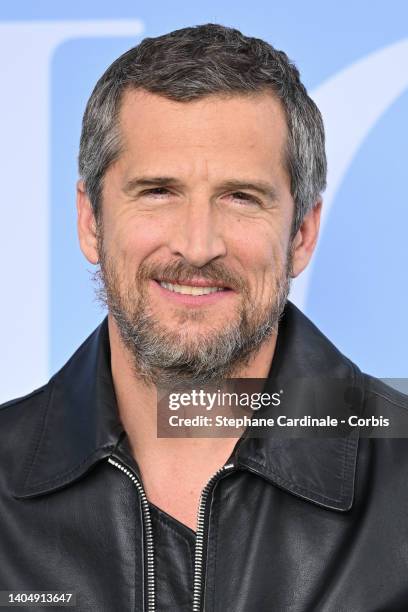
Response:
[88,90,299,386]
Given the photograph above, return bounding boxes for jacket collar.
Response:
[234,302,362,511]
[13,302,361,511]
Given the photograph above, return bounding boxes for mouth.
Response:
[156,279,230,296]
[151,278,234,306]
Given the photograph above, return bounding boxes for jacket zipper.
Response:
[109,456,235,612]
[192,463,235,612]
[108,457,155,612]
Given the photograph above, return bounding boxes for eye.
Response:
[229,191,260,206]
[141,187,172,197]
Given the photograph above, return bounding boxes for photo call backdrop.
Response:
[1,0,407,403]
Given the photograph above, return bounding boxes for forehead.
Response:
[116,88,289,181]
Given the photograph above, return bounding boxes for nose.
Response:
[168,194,227,267]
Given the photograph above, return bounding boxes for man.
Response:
[1,23,408,612]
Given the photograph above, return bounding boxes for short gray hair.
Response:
[78,23,326,235]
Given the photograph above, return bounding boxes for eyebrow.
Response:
[123,176,279,202]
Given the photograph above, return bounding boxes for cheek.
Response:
[234,221,288,270]
[106,216,165,264]
[233,228,289,299]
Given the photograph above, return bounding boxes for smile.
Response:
[151,279,233,307]
[159,281,226,296]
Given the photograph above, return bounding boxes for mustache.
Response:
[137,259,246,293]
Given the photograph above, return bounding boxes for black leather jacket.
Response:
[1,302,408,611]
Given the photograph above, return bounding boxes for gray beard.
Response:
[95,241,292,389]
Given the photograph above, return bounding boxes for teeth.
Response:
[159,281,225,296]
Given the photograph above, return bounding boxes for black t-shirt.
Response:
[148,501,196,611]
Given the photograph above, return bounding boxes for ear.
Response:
[290,200,322,278]
[76,179,99,265]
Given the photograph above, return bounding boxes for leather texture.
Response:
[1,301,408,611]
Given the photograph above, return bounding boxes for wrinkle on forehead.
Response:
[115,88,290,192]
[119,88,287,145]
